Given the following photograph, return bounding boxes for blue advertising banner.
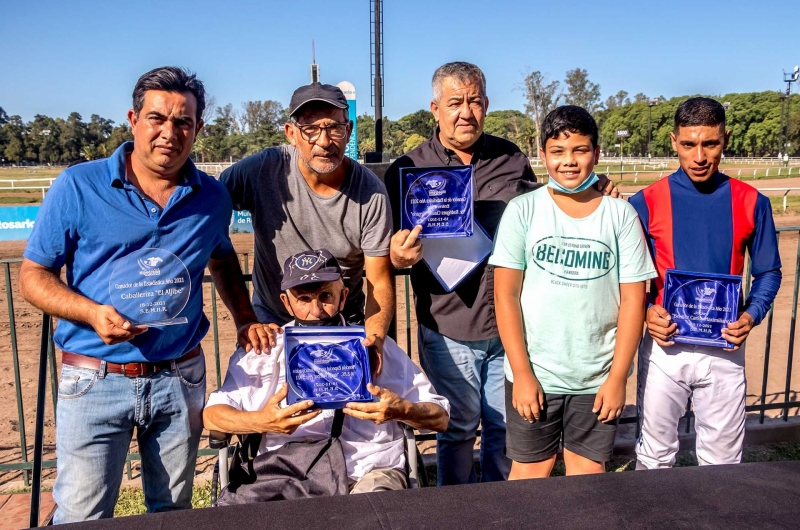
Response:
[337,81,358,160]
[0,206,40,241]
[0,206,252,242]
[230,211,254,234]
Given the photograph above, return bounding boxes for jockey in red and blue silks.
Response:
[629,168,781,331]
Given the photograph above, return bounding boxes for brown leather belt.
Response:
[62,345,202,377]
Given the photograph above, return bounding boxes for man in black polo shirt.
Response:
[386,62,615,485]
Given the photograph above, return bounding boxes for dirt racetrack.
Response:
[0,214,798,487]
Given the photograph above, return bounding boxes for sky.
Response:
[2,0,799,126]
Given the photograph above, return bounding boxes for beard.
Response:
[298,148,343,175]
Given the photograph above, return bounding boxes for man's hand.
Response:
[238,322,283,355]
[390,225,423,269]
[362,333,385,377]
[88,305,148,345]
[512,372,545,423]
[593,376,625,423]
[722,312,755,351]
[343,383,408,425]
[646,304,677,346]
[596,174,620,198]
[255,383,321,435]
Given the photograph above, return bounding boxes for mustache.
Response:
[312,147,339,157]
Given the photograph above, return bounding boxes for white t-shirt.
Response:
[206,325,450,481]
[488,187,656,394]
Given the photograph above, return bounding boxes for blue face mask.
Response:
[547,171,599,194]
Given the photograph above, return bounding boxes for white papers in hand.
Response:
[422,222,493,292]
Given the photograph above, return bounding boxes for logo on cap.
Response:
[295,253,322,271]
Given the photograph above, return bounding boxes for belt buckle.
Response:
[121,363,144,377]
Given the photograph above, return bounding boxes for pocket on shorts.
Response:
[58,364,98,399]
[176,353,206,388]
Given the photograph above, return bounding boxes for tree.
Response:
[521,70,562,152]
[484,110,537,156]
[403,134,426,153]
[2,115,25,163]
[81,144,100,160]
[202,95,217,124]
[396,110,435,138]
[59,112,86,163]
[563,68,602,113]
[633,93,648,103]
[604,90,630,110]
[0,107,7,157]
[28,114,61,164]
[105,124,133,154]
[87,114,114,144]
[240,100,285,133]
[356,113,376,158]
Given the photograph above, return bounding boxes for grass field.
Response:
[0,167,63,181]
[769,195,800,215]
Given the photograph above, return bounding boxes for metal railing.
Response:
[4,227,800,523]
[618,189,800,213]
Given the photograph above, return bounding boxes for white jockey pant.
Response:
[635,334,746,469]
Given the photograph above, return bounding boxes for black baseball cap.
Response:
[281,249,343,290]
[289,83,348,118]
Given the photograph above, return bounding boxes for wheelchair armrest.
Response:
[208,430,232,450]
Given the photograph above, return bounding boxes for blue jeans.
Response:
[53,353,206,524]
[418,324,510,485]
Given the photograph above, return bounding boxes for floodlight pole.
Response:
[373,0,383,156]
[780,68,798,157]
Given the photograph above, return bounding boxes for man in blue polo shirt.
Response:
[19,67,272,523]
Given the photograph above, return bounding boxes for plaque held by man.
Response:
[108,248,191,326]
[285,326,373,409]
[662,269,742,348]
[400,165,474,238]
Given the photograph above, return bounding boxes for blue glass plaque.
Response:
[663,269,742,348]
[400,165,473,238]
[284,326,373,409]
[108,248,191,326]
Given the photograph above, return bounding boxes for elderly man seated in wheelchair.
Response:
[204,249,449,500]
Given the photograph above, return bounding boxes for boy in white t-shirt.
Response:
[489,106,656,479]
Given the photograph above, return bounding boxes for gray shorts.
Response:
[504,379,617,463]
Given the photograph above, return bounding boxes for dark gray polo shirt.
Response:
[385,130,539,341]
[221,145,392,325]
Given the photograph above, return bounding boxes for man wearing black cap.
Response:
[204,249,449,494]
[220,83,394,373]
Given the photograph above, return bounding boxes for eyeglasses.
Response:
[292,121,349,142]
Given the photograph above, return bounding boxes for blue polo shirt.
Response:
[24,142,235,363]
